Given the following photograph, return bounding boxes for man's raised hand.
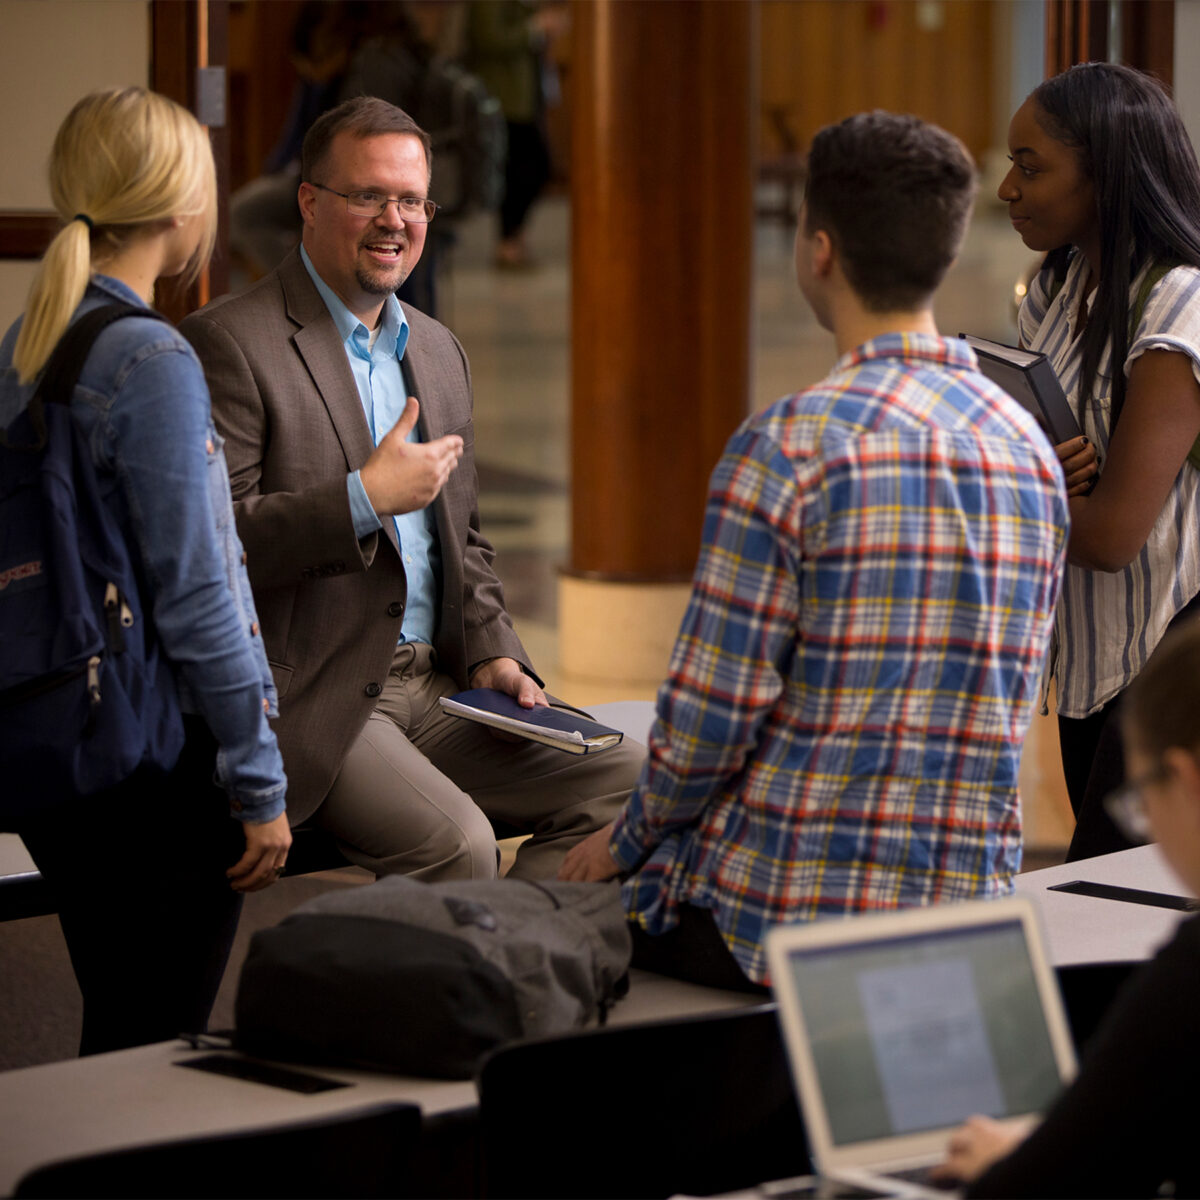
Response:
[360,397,464,515]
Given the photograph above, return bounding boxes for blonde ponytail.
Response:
[12,87,217,383]
[12,218,94,383]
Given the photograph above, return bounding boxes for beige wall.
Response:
[1177,0,1200,151]
[0,0,149,330]
[0,263,39,334]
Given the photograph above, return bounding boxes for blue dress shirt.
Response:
[300,246,440,645]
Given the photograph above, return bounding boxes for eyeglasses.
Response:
[309,183,438,223]
[1103,763,1169,845]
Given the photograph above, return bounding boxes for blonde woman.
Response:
[0,88,290,1054]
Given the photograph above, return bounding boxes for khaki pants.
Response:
[312,643,645,880]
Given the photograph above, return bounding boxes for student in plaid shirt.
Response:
[560,112,1071,990]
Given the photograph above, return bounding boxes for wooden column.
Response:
[561,0,756,691]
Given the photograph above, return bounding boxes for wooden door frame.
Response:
[0,1,230,324]
[1046,0,1175,84]
[152,0,230,321]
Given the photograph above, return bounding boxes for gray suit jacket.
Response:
[182,250,533,822]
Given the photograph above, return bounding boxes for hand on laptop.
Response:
[932,1114,1028,1185]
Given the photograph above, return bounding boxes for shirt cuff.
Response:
[230,787,288,825]
[467,657,545,689]
[218,767,287,825]
[609,804,653,872]
[347,470,383,540]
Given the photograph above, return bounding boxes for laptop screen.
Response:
[780,918,1064,1148]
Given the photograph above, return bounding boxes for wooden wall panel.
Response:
[1046,0,1108,76]
[1121,0,1175,85]
[152,0,230,319]
[760,0,995,159]
[228,0,304,189]
[1046,0,1175,83]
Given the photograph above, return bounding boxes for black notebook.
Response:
[960,333,1082,444]
[439,689,624,755]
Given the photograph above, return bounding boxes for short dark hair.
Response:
[1121,617,1200,758]
[1032,63,1200,431]
[300,95,432,185]
[803,112,977,313]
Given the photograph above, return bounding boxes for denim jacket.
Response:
[0,275,286,822]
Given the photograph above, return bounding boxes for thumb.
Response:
[387,396,420,443]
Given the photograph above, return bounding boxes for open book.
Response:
[438,689,625,755]
[960,333,1082,444]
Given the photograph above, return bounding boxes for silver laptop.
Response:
[765,897,1077,1199]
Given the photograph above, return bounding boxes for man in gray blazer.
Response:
[183,97,641,880]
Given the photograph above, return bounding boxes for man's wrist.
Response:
[608,809,648,872]
[469,656,532,678]
[347,470,383,538]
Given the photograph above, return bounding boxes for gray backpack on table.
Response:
[235,876,631,1079]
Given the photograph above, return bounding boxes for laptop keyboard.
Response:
[760,1168,958,1200]
[886,1165,958,1191]
[888,1166,935,1184]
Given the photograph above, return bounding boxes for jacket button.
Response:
[206,438,215,454]
[230,799,243,813]
[387,601,404,618]
[365,682,383,698]
[241,551,248,565]
[250,621,260,637]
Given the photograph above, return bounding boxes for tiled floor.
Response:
[448,189,1074,862]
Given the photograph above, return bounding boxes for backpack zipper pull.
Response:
[103,582,126,651]
[84,655,102,736]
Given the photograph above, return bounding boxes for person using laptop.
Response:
[559,112,1071,990]
[937,616,1200,1197]
[765,894,1077,1198]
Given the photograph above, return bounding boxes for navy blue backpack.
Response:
[0,303,185,826]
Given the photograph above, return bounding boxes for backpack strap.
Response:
[3,303,170,451]
[1046,258,1200,472]
[39,302,169,405]
[1126,261,1200,472]
[1129,260,1178,341]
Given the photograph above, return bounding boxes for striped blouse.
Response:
[1020,257,1200,718]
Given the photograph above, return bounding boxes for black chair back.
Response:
[478,1004,809,1198]
[1055,961,1138,1053]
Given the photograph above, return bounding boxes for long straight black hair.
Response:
[1033,63,1200,429]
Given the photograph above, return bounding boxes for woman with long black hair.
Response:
[998,62,1200,860]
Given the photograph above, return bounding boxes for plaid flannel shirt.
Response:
[613,333,1070,983]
